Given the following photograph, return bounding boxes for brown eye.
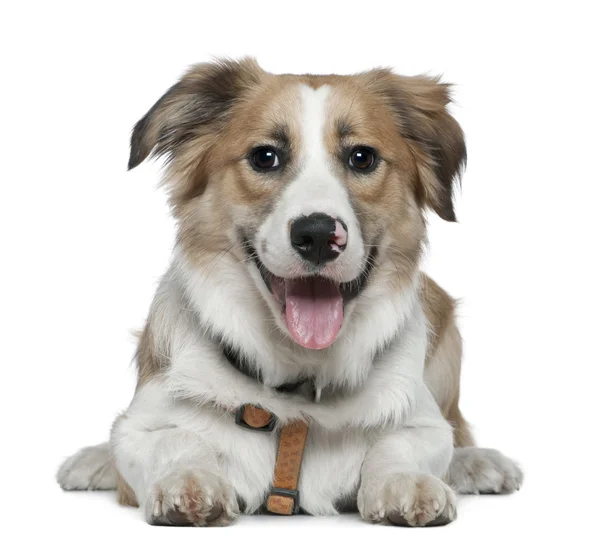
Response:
[348,147,376,171]
[250,147,281,171]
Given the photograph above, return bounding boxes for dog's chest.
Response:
[183,407,370,515]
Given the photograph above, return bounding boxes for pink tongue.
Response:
[285,278,343,350]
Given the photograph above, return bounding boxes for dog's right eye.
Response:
[250,147,281,172]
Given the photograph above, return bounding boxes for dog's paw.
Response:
[57,443,117,491]
[358,472,457,527]
[448,447,523,494]
[145,470,238,527]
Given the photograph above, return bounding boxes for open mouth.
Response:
[243,240,377,350]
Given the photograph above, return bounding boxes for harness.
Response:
[223,343,312,515]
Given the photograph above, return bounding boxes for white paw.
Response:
[359,472,457,527]
[57,443,117,491]
[448,447,523,494]
[145,470,238,527]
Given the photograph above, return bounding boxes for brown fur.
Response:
[422,275,456,360]
[368,71,467,221]
[112,412,140,506]
[116,469,138,507]
[421,275,474,447]
[134,318,169,390]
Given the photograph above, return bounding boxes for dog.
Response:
[57,58,522,526]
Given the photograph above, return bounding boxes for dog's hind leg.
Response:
[448,447,523,494]
[445,395,523,494]
[56,442,117,491]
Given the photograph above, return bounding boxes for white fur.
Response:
[104,243,456,521]
[56,238,521,524]
[55,226,522,524]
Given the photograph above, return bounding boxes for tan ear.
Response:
[372,71,467,221]
[128,57,263,170]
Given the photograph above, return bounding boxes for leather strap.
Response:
[266,420,309,514]
[235,404,309,515]
[240,405,273,429]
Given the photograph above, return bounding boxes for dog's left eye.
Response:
[250,147,281,172]
[348,147,377,171]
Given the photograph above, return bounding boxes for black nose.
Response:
[290,213,341,266]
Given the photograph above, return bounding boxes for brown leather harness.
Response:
[225,344,310,515]
[236,405,309,515]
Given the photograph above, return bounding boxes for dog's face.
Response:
[128,59,465,350]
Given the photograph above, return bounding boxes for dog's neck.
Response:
[174,244,421,391]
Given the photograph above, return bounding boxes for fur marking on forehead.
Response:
[298,84,332,161]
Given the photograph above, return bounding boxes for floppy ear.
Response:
[127,57,263,170]
[373,72,466,222]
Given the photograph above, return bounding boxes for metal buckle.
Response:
[235,405,277,432]
[267,488,300,515]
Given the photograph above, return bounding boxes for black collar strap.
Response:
[222,342,312,394]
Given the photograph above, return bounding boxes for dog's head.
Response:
[129,58,465,350]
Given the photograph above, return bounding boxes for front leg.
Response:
[358,387,456,527]
[111,380,238,526]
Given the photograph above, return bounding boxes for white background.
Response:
[2,1,599,548]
